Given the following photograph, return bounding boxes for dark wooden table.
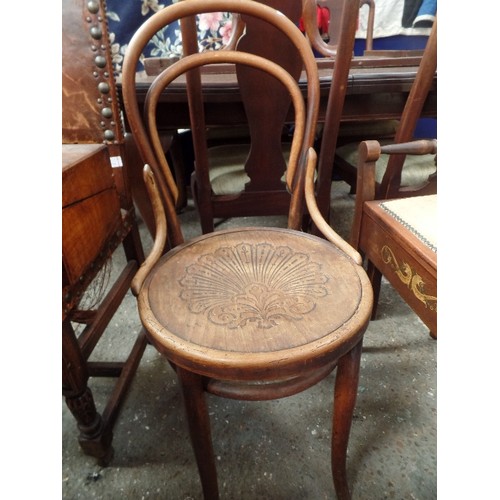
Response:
[118,56,437,130]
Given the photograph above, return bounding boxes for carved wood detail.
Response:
[179,242,330,329]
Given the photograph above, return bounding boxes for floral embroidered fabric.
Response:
[105,0,234,77]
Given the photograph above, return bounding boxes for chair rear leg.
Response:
[367,260,382,320]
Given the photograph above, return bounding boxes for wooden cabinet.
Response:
[63,144,122,295]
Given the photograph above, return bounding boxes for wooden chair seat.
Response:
[377,194,437,250]
[350,137,437,338]
[139,225,371,388]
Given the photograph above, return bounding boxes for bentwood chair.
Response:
[333,18,437,196]
[301,0,375,56]
[122,1,372,498]
[350,139,437,338]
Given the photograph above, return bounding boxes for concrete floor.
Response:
[62,181,437,499]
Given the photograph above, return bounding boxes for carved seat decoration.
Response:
[178,241,329,329]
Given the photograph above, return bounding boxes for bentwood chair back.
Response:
[122,1,372,498]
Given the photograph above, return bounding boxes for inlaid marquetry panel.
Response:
[381,245,437,312]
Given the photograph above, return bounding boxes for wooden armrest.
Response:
[305,148,362,265]
[131,165,168,296]
[380,139,437,156]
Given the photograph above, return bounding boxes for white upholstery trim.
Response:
[380,194,437,252]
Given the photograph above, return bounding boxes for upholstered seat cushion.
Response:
[335,141,437,186]
[208,143,291,195]
[380,194,437,252]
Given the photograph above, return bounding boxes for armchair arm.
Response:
[131,165,168,296]
[305,148,363,265]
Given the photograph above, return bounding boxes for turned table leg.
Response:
[62,318,113,465]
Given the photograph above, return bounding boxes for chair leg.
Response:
[367,260,382,320]
[331,340,363,500]
[190,174,216,234]
[62,318,114,465]
[177,367,219,500]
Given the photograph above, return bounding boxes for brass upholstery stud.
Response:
[90,26,103,40]
[104,130,115,141]
[87,0,99,14]
[94,56,106,68]
[98,82,110,94]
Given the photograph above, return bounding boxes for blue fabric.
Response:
[413,0,436,27]
[105,0,233,77]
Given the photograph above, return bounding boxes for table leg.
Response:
[62,318,113,465]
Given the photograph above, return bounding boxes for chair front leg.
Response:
[331,340,363,500]
[177,366,219,500]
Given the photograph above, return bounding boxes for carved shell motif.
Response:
[179,243,329,329]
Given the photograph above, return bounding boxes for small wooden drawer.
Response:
[62,144,122,288]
